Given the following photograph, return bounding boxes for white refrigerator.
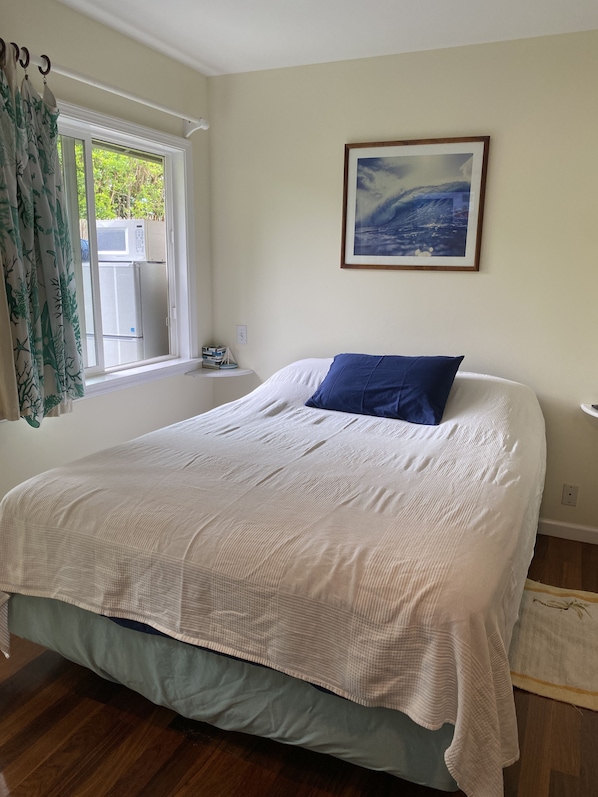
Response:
[83,261,169,368]
[99,261,144,366]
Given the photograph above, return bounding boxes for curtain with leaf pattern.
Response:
[0,47,84,427]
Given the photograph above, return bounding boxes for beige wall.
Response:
[208,32,598,530]
[0,0,214,498]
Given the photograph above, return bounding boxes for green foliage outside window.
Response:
[92,147,165,220]
[73,142,165,222]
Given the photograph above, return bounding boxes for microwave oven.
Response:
[96,219,166,262]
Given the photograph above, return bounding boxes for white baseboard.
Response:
[538,518,598,545]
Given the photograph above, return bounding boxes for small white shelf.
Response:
[185,368,254,378]
[581,404,598,418]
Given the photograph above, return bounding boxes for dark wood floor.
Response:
[1,534,597,796]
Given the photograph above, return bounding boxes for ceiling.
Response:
[56,0,598,76]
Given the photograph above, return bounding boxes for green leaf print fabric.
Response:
[0,52,84,427]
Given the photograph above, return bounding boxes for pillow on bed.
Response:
[305,353,464,425]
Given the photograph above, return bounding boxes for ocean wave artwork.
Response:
[353,153,473,259]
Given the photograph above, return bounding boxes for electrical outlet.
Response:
[236,325,247,345]
[561,483,579,507]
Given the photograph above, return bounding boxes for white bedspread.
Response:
[0,358,546,797]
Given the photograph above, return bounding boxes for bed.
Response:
[0,356,546,797]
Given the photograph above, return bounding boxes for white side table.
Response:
[185,368,254,379]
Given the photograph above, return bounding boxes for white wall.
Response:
[0,0,214,498]
[208,32,598,530]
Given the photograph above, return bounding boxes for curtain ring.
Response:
[0,39,5,62]
[38,55,51,77]
[11,42,19,61]
[19,46,30,70]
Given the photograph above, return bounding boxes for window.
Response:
[57,103,197,395]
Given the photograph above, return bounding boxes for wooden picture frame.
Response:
[341,136,490,271]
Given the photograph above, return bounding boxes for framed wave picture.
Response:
[341,136,490,271]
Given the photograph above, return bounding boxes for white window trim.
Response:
[57,102,200,397]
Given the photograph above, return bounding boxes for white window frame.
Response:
[58,102,199,397]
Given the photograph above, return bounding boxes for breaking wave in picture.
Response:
[354,182,471,258]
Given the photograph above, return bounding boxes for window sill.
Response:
[83,358,202,398]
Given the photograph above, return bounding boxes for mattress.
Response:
[0,357,546,797]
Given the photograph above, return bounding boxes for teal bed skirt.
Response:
[8,594,457,792]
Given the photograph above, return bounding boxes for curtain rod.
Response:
[2,40,209,138]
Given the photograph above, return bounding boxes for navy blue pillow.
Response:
[305,353,464,425]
